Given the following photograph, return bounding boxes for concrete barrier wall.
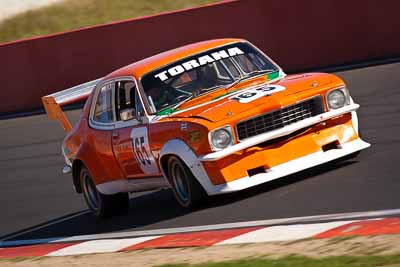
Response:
[1,0,399,114]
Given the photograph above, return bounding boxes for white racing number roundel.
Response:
[131,127,159,174]
[229,85,286,104]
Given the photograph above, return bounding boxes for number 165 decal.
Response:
[131,127,159,174]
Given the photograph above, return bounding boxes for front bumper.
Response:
[205,138,370,195]
[193,103,370,195]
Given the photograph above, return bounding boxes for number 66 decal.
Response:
[131,127,159,174]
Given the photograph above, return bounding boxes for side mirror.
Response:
[120,108,137,121]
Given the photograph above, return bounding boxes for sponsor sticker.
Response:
[189,131,201,143]
[154,47,244,82]
[181,122,188,131]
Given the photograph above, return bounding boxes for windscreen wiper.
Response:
[156,94,195,115]
[225,69,276,91]
[170,94,197,111]
[199,84,226,93]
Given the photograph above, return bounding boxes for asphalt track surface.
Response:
[1,63,399,241]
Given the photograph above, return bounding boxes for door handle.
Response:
[112,131,119,138]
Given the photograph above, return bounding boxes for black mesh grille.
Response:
[236,96,324,140]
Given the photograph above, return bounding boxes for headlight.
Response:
[209,126,233,151]
[326,88,349,109]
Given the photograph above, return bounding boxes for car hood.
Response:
[172,73,338,123]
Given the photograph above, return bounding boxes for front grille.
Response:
[236,96,324,140]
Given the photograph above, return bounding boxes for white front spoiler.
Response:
[206,138,370,195]
[200,103,360,162]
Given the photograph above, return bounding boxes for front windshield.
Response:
[141,42,279,114]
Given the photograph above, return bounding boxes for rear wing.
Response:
[42,79,101,132]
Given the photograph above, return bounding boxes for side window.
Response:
[115,80,145,121]
[116,81,135,117]
[93,84,114,123]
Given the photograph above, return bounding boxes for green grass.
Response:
[0,0,221,44]
[156,255,400,267]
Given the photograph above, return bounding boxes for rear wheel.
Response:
[167,156,206,209]
[80,166,129,218]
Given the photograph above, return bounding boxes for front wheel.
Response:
[80,166,129,218]
[167,156,206,209]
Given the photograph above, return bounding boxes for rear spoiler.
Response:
[42,79,101,132]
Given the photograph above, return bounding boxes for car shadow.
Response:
[1,159,357,243]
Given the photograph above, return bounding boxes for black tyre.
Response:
[80,166,129,218]
[167,156,206,209]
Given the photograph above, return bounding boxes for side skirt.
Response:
[96,177,170,195]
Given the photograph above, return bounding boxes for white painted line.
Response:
[1,208,399,247]
[47,236,161,256]
[56,209,400,243]
[217,221,356,245]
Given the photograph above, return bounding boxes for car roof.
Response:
[105,38,244,79]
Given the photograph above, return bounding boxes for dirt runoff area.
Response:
[1,235,400,267]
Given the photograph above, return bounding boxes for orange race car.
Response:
[42,38,370,218]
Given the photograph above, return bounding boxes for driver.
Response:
[147,87,175,111]
[198,64,219,89]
